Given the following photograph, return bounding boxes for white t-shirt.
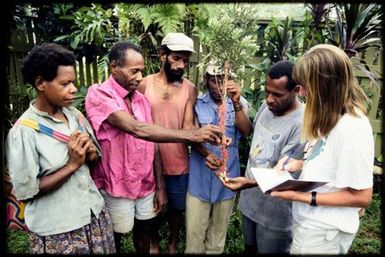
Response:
[292,112,374,233]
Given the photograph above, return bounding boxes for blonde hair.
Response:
[293,44,368,141]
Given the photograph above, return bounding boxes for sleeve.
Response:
[279,107,306,160]
[279,127,306,161]
[252,101,267,128]
[6,126,40,200]
[334,117,374,189]
[240,96,249,111]
[85,84,124,139]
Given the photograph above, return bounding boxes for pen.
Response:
[282,144,301,170]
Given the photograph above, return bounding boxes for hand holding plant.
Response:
[205,152,222,170]
[225,80,241,103]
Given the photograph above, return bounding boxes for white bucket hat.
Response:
[161,32,196,53]
[205,61,236,78]
[205,63,224,76]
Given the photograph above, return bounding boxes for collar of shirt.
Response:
[107,75,129,99]
[199,91,233,111]
[28,99,73,124]
[106,75,144,106]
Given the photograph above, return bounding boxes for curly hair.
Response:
[21,42,75,86]
[267,60,296,91]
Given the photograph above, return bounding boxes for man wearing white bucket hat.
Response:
[185,62,251,254]
[160,32,196,53]
[138,32,197,254]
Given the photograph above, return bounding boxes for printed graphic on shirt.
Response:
[305,138,326,162]
[248,123,281,169]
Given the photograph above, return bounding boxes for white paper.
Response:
[250,167,328,194]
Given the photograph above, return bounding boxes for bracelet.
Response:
[310,191,317,206]
[234,103,243,112]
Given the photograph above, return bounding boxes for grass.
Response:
[349,192,382,254]
[6,191,382,254]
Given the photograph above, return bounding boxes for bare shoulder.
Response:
[184,78,197,96]
[138,76,151,94]
[184,78,196,89]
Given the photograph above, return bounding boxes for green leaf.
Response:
[54,35,71,42]
[137,7,153,31]
[70,36,80,49]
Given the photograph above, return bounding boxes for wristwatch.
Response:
[234,103,243,112]
[310,191,317,206]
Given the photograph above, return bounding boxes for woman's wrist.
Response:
[295,191,313,204]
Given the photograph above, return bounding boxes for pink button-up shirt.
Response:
[85,76,155,199]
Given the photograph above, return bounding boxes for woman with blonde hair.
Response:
[271,44,374,254]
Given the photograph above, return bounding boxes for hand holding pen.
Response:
[278,144,304,172]
[281,149,295,171]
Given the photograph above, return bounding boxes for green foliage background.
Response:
[5,3,383,255]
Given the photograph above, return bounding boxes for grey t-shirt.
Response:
[238,101,304,231]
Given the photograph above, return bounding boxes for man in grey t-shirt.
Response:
[220,60,304,254]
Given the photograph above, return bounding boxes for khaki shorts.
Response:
[290,221,356,254]
[100,190,156,233]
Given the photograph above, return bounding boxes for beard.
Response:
[164,58,184,82]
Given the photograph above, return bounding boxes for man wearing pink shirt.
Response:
[85,42,221,254]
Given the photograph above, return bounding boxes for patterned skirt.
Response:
[29,207,116,254]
